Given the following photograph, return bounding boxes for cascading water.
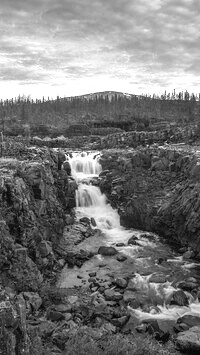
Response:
[66,151,102,182]
[66,151,200,323]
[67,151,135,243]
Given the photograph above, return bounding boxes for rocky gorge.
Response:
[1,138,200,354]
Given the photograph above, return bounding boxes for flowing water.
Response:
[61,151,200,323]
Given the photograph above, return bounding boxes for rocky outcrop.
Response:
[0,146,76,354]
[100,145,200,252]
[100,127,196,149]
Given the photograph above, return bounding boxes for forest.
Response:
[0,90,200,136]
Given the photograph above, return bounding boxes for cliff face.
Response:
[100,145,200,254]
[0,147,76,354]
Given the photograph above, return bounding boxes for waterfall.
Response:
[68,151,132,239]
[66,151,101,182]
[65,150,200,321]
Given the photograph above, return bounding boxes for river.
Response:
[58,151,200,325]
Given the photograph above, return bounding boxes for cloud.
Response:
[0,0,199,98]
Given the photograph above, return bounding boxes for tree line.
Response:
[0,90,200,132]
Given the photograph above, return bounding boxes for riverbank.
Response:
[1,141,200,354]
[100,144,200,253]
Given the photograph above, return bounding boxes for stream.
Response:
[58,151,200,326]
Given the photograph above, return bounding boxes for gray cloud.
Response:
[0,0,199,96]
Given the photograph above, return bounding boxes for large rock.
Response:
[170,290,189,307]
[98,246,118,256]
[176,326,200,353]
[104,289,123,301]
[177,315,200,328]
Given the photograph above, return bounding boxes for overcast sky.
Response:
[0,0,199,99]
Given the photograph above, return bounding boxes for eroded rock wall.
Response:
[0,147,76,354]
[100,145,200,253]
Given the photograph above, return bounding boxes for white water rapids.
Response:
[66,151,137,245]
[65,151,200,322]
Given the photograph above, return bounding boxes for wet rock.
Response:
[88,277,96,283]
[115,242,125,247]
[177,277,199,291]
[149,306,161,315]
[197,290,200,301]
[99,170,110,177]
[89,271,96,277]
[140,233,155,241]
[174,323,190,333]
[135,324,148,333]
[170,290,189,307]
[114,278,128,289]
[98,246,118,256]
[128,235,139,245]
[157,257,167,265]
[149,273,167,283]
[123,290,137,305]
[91,217,96,226]
[177,315,200,328]
[62,160,71,175]
[116,254,127,262]
[80,217,91,225]
[175,326,200,353]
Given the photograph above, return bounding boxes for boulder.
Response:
[175,326,200,353]
[116,254,127,262]
[177,315,200,328]
[80,217,91,225]
[114,278,128,289]
[98,246,118,256]
[128,235,139,245]
[91,217,96,226]
[149,273,167,283]
[170,290,189,307]
[104,289,123,301]
[177,278,199,291]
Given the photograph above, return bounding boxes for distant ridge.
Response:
[63,90,140,101]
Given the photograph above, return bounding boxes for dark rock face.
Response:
[0,148,76,286]
[0,147,77,354]
[100,146,200,252]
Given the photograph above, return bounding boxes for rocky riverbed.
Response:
[1,142,200,354]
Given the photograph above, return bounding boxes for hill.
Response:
[0,90,200,136]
